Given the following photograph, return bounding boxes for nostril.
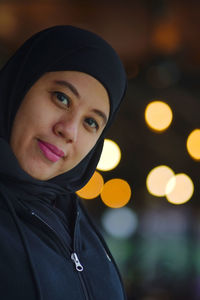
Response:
[55,128,63,137]
[54,121,77,143]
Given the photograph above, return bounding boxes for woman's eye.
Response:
[85,118,99,130]
[54,91,70,107]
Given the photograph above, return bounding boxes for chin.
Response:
[19,162,52,181]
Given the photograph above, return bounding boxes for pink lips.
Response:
[38,140,65,162]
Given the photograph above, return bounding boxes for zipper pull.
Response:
[71,252,84,272]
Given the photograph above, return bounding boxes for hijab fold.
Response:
[0,138,67,204]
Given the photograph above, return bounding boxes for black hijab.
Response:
[0,25,126,198]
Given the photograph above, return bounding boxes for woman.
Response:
[0,25,127,299]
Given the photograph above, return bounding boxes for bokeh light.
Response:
[166,173,194,205]
[145,101,173,132]
[76,171,104,199]
[100,178,131,208]
[97,139,121,171]
[146,165,175,197]
[151,22,181,54]
[165,176,176,195]
[186,129,200,160]
[102,207,138,239]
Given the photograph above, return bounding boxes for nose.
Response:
[53,117,78,143]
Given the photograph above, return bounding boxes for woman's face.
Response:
[10,71,110,180]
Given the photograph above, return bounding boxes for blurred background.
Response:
[0,0,200,299]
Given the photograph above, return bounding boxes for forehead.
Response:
[39,71,109,106]
[39,71,105,88]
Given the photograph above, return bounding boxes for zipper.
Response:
[31,209,90,300]
[71,252,83,271]
[30,210,71,257]
[73,210,90,300]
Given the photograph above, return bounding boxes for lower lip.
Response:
[38,140,62,162]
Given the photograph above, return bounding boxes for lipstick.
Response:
[38,140,65,162]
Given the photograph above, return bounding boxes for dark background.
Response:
[0,1,200,299]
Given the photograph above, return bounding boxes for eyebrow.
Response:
[53,79,108,125]
[53,80,80,98]
[92,109,108,125]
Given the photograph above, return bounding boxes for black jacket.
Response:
[0,187,126,299]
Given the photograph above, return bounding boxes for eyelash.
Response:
[54,91,70,107]
[52,91,99,132]
[85,118,99,131]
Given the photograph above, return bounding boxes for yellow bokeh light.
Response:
[166,173,194,205]
[146,165,175,197]
[165,176,176,195]
[145,101,173,132]
[76,171,104,199]
[100,179,131,208]
[186,129,200,160]
[97,139,121,171]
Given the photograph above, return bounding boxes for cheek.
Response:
[75,133,100,168]
[14,98,56,137]
[73,134,99,166]
[11,108,47,156]
[11,112,36,143]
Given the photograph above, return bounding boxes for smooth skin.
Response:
[10,71,110,180]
